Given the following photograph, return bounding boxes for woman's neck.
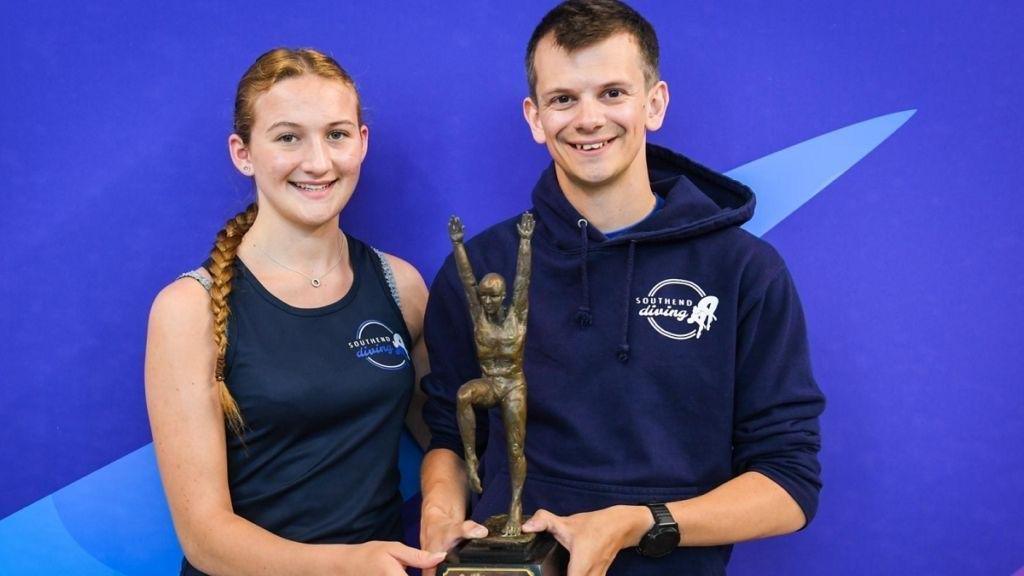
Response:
[240,214,344,274]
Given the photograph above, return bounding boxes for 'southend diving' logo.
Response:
[637,279,719,340]
[348,320,410,370]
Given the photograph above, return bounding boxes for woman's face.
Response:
[230,74,367,230]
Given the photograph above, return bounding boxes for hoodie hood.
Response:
[531,143,756,250]
[530,143,758,354]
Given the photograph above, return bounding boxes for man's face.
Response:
[523,32,668,196]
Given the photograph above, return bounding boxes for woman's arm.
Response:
[385,254,431,450]
[145,276,442,575]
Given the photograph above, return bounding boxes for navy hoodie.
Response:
[422,144,824,575]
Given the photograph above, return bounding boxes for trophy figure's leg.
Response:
[501,384,528,537]
[457,379,498,494]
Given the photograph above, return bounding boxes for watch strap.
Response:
[644,502,674,526]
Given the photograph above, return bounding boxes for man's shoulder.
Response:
[717,227,801,304]
[683,225,792,301]
[730,226,786,266]
[685,221,786,270]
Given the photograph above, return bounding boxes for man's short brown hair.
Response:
[525,0,660,100]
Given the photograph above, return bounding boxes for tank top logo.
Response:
[347,320,410,370]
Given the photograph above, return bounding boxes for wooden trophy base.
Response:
[438,515,567,575]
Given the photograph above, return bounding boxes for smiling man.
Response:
[420,1,825,574]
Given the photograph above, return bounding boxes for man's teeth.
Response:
[293,182,330,191]
[575,141,607,151]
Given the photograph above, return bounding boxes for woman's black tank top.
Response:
[181,235,414,576]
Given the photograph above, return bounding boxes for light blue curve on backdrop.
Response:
[0,444,180,575]
[733,110,916,237]
[0,497,125,576]
[0,110,914,575]
[0,431,425,575]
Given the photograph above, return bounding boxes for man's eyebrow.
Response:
[539,86,573,99]
[600,79,633,89]
[539,79,635,99]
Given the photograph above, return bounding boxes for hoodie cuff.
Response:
[746,462,820,528]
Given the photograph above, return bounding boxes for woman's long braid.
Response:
[208,202,258,435]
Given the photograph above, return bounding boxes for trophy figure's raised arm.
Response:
[448,212,534,539]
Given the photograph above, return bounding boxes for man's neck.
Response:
[556,167,656,233]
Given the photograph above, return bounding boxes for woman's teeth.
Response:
[293,182,330,191]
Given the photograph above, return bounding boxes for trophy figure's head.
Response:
[478,273,507,321]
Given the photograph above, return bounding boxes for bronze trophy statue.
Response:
[439,212,566,576]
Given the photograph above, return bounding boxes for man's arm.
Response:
[523,471,806,574]
[510,212,534,319]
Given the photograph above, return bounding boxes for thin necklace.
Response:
[254,233,345,288]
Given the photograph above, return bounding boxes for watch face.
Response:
[642,526,680,558]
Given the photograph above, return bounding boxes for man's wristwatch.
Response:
[636,503,681,558]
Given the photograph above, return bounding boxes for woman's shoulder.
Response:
[371,250,427,336]
[378,253,423,290]
[146,270,219,405]
[353,233,425,304]
[149,269,214,335]
[378,252,426,306]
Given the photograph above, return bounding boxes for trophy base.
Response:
[438,515,567,575]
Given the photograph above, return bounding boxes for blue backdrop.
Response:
[2,2,1021,574]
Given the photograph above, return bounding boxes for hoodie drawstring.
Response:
[574,219,593,327]
[574,220,637,362]
[617,240,637,363]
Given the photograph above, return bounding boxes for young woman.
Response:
[145,48,443,576]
